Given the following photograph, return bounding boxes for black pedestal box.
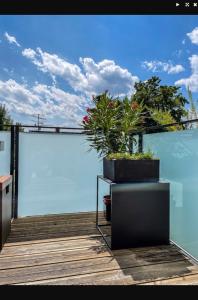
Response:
[97,177,170,250]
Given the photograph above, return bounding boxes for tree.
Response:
[0,104,13,130]
[131,76,188,132]
[185,86,198,129]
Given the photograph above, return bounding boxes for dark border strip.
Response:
[138,133,143,153]
[0,0,197,14]
[10,126,15,219]
[14,126,19,219]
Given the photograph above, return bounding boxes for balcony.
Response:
[1,212,198,285]
[1,124,198,285]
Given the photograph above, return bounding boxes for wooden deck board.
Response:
[0,212,198,285]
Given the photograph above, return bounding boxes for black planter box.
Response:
[103,157,159,183]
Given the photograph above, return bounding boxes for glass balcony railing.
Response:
[144,128,198,261]
[1,125,198,261]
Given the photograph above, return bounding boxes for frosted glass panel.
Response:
[18,133,102,217]
[0,131,10,175]
[144,129,198,260]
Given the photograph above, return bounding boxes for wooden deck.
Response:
[0,211,198,285]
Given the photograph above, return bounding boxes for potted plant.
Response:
[81,91,159,183]
[103,152,159,183]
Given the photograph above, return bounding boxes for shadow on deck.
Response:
[0,211,198,285]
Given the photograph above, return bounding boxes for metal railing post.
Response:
[138,132,143,153]
[129,134,133,154]
[10,125,15,218]
[13,125,19,218]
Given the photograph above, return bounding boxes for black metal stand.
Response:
[96,175,112,249]
[96,175,170,250]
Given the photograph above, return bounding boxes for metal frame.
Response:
[10,125,15,219]
[138,132,143,153]
[1,115,198,133]
[14,126,19,218]
[96,175,112,250]
[170,240,198,265]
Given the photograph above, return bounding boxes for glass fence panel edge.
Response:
[143,128,198,261]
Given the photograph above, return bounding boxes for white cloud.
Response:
[182,39,186,45]
[22,47,139,97]
[4,32,21,47]
[0,79,88,126]
[0,79,41,105]
[175,54,198,92]
[142,60,185,74]
[33,84,87,117]
[4,38,140,124]
[187,27,198,45]
[168,64,185,74]
[80,57,139,96]
[22,48,37,60]
[22,47,88,92]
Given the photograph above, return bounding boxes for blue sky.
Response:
[0,15,198,126]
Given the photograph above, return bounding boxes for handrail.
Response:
[0,117,198,134]
[0,124,85,130]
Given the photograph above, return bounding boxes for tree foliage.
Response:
[81,77,189,157]
[0,104,13,130]
[150,109,183,131]
[131,76,188,132]
[185,86,198,129]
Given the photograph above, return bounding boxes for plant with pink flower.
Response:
[81,91,143,157]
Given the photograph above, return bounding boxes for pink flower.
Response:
[86,107,91,113]
[108,101,114,108]
[83,115,89,123]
